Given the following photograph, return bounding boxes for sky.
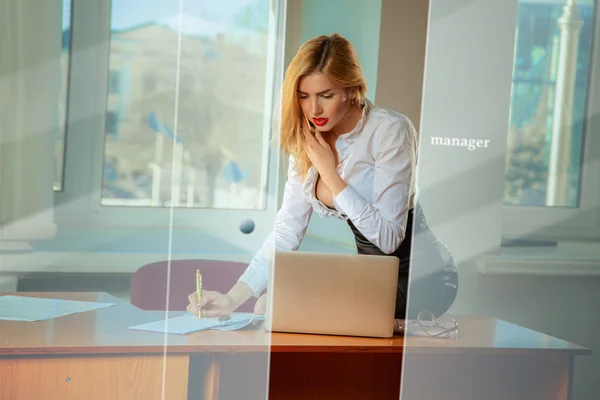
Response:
[62,0,263,32]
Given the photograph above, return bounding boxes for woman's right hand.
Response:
[187,290,235,317]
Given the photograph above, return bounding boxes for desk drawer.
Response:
[0,354,189,400]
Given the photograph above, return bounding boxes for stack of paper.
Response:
[0,295,115,322]
[128,312,265,335]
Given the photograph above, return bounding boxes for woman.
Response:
[188,33,458,321]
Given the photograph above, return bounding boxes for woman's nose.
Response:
[311,100,322,115]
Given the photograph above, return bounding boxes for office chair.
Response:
[130,259,258,312]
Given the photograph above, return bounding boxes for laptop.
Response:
[265,251,399,338]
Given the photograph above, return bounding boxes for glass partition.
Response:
[401,1,598,399]
[1,0,282,398]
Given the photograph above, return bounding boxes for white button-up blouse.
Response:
[238,99,420,296]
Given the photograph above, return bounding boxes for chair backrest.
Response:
[130,259,257,312]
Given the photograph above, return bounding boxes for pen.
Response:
[196,269,202,319]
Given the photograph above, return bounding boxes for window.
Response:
[105,111,119,137]
[502,0,600,239]
[143,73,156,95]
[56,0,285,230]
[98,0,273,210]
[108,71,121,94]
[55,0,72,191]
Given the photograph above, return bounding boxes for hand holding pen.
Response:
[187,282,237,318]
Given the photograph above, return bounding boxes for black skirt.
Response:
[346,203,459,320]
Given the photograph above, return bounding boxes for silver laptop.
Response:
[265,251,399,338]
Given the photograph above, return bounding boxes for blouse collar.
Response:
[337,98,371,142]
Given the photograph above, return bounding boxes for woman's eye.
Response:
[322,95,334,99]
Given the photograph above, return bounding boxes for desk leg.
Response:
[188,354,220,400]
[567,356,575,400]
[189,353,270,400]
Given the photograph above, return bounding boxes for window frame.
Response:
[55,0,288,233]
[501,1,600,241]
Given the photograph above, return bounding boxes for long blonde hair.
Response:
[279,33,367,180]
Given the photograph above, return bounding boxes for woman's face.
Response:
[297,73,350,133]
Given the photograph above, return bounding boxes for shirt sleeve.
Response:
[333,116,418,254]
[238,156,313,296]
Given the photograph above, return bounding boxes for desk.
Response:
[0,292,590,399]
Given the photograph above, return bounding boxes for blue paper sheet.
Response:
[0,295,115,321]
[128,312,265,335]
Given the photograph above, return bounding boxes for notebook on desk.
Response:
[265,251,399,338]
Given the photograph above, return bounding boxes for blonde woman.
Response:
[188,33,458,322]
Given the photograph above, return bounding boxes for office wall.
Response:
[0,0,59,246]
[374,0,429,131]
[294,0,384,251]
[298,0,383,101]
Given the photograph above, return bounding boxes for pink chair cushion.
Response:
[130,259,258,312]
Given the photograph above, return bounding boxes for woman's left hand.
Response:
[303,127,337,182]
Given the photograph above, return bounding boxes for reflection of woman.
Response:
[188,33,458,321]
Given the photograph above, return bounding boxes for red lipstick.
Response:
[312,118,328,127]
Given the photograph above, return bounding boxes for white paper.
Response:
[0,295,115,322]
[128,312,265,335]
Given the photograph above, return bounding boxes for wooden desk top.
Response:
[0,292,590,357]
